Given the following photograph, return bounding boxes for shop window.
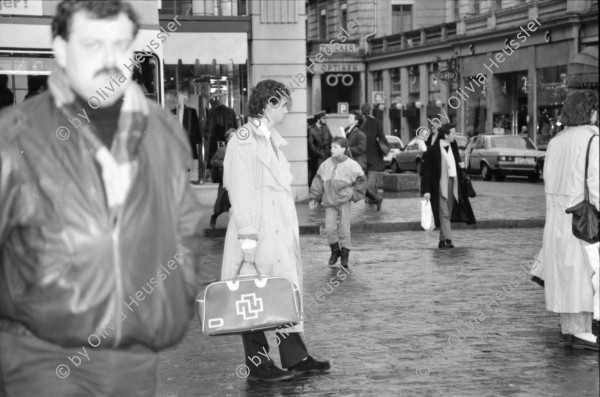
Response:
[0,50,161,106]
[453,0,459,21]
[373,71,383,92]
[536,65,568,147]
[392,5,412,35]
[159,0,248,17]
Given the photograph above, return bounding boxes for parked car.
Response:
[383,135,404,169]
[465,134,544,181]
[391,136,467,174]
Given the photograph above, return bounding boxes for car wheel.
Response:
[391,160,401,173]
[416,160,422,175]
[528,172,540,182]
[495,174,506,181]
[481,163,493,181]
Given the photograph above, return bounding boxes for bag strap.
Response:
[233,259,262,280]
[583,134,597,202]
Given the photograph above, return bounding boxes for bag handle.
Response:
[233,258,262,280]
[583,134,597,202]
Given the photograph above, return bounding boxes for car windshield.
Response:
[388,140,402,149]
[456,137,467,150]
[490,136,536,150]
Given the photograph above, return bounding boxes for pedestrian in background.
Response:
[537,89,599,351]
[360,103,388,210]
[308,110,332,185]
[0,1,203,395]
[309,137,366,268]
[421,123,476,248]
[0,74,14,110]
[209,128,235,228]
[346,109,381,211]
[222,79,330,382]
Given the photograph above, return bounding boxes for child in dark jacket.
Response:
[309,137,367,268]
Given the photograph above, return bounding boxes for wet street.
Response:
[157,227,599,397]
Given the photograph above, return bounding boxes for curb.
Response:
[204,218,545,237]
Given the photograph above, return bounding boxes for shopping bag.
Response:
[420,198,435,232]
[196,261,302,336]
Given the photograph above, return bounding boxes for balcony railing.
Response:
[369,22,457,54]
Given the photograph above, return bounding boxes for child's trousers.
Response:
[325,201,352,248]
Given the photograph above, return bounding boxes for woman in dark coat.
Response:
[421,123,476,248]
[345,110,382,211]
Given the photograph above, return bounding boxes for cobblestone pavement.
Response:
[205,180,546,232]
[157,228,599,397]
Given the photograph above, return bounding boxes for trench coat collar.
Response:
[250,118,288,149]
[247,119,292,191]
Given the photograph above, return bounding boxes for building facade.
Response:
[0,0,309,200]
[307,0,598,148]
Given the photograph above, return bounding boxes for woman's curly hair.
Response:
[247,80,291,119]
[559,90,599,126]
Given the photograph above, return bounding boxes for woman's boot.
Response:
[340,247,350,268]
[328,243,341,266]
[365,190,383,212]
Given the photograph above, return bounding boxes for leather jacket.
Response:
[0,92,203,350]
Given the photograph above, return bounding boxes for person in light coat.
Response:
[539,89,599,351]
[222,79,330,382]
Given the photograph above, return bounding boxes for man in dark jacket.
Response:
[308,110,332,185]
[0,1,203,395]
[360,103,388,209]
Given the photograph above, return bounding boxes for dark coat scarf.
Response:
[420,139,476,228]
[362,115,388,172]
[345,125,368,171]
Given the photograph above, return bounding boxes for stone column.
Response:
[312,71,322,113]
[419,63,429,127]
[382,69,391,133]
[400,67,410,143]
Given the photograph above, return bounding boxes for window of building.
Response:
[340,3,347,30]
[453,0,459,21]
[373,71,383,92]
[494,0,503,11]
[319,9,327,40]
[159,0,248,16]
[392,5,412,35]
[472,0,480,14]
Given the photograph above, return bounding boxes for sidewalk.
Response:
[198,179,547,236]
[157,228,599,397]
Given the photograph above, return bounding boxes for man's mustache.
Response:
[95,67,122,78]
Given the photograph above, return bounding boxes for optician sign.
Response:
[318,63,364,73]
[0,0,43,16]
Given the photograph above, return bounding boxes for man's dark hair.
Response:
[52,0,140,40]
[559,90,599,126]
[437,123,456,139]
[247,79,291,119]
[360,103,371,116]
[350,109,364,127]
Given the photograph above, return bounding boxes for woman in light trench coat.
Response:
[535,90,599,351]
[222,80,330,382]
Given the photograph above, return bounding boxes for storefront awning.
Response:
[162,32,248,65]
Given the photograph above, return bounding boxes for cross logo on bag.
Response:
[235,293,264,320]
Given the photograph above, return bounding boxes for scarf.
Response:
[439,141,459,202]
[48,68,148,218]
